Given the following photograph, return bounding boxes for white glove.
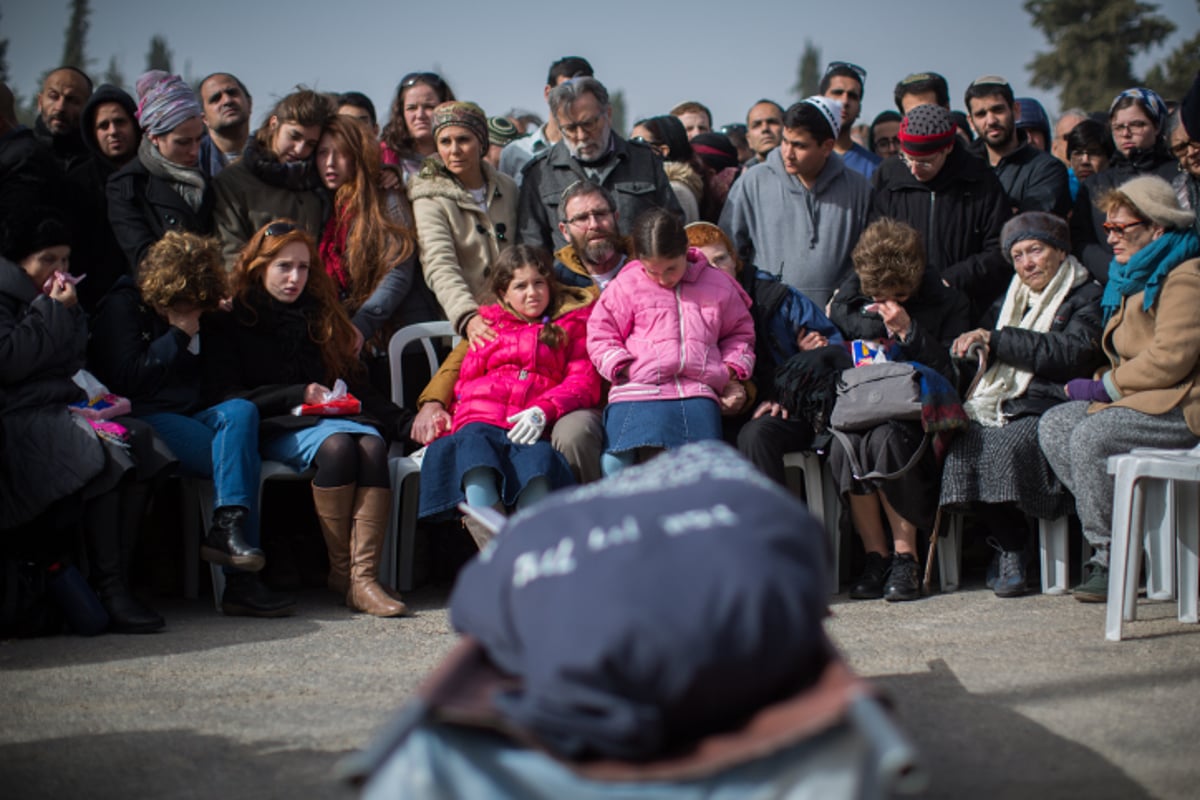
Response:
[506,406,546,445]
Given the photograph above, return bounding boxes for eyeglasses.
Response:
[824,61,867,85]
[1102,220,1145,238]
[720,123,747,136]
[1171,139,1200,159]
[874,137,901,150]
[630,135,661,147]
[400,72,445,90]
[264,221,298,237]
[900,152,940,169]
[558,114,604,137]
[564,209,614,228]
[1112,120,1150,136]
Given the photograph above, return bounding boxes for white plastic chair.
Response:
[1104,446,1200,641]
[782,450,842,591]
[386,321,460,591]
[938,513,1070,594]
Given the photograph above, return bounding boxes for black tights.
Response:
[311,434,389,488]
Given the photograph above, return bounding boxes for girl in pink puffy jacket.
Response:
[418,244,601,546]
[588,208,756,476]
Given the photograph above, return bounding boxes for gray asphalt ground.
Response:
[3,559,1200,799]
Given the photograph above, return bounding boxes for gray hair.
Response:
[548,76,610,119]
[558,180,617,221]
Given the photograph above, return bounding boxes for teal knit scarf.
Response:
[1101,229,1200,323]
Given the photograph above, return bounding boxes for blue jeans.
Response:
[142,399,262,545]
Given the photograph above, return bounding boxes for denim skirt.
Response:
[602,397,722,455]
[419,423,575,518]
[262,419,381,471]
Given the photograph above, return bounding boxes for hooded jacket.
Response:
[870,143,1012,320]
[68,85,141,309]
[588,248,756,404]
[719,147,871,309]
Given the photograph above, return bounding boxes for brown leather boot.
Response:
[347,486,407,617]
[312,484,355,596]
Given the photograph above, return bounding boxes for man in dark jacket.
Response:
[67,85,141,310]
[963,75,1071,218]
[870,103,1012,323]
[33,67,93,174]
[518,76,681,252]
[0,82,72,230]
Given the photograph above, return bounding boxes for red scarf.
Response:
[320,203,352,295]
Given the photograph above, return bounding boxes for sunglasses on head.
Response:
[264,221,298,237]
[825,61,867,84]
[401,72,444,90]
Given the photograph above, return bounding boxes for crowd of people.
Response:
[3,52,1200,636]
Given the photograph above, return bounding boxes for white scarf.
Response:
[964,255,1090,427]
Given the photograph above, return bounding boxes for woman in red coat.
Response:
[417,244,601,547]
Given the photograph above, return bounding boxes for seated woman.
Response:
[1,213,173,633]
[88,231,295,617]
[684,221,844,482]
[107,70,212,271]
[409,101,517,345]
[1039,175,1200,602]
[212,88,334,268]
[315,115,440,398]
[588,209,755,476]
[827,219,970,603]
[417,244,600,547]
[203,221,413,618]
[940,212,1105,597]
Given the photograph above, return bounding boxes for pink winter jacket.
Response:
[588,248,755,404]
[447,300,601,436]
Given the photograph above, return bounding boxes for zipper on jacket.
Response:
[675,284,686,396]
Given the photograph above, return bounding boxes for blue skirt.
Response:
[262,419,382,471]
[419,423,575,518]
[602,397,722,455]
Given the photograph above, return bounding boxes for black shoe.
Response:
[884,553,921,602]
[849,552,890,599]
[202,506,265,572]
[221,573,296,618]
[100,590,165,634]
[992,549,1028,597]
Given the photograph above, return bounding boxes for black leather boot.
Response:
[85,490,164,634]
[221,573,296,617]
[201,506,265,572]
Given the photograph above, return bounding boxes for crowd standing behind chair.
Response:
[3,56,1200,636]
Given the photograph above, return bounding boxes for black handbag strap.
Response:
[830,427,931,482]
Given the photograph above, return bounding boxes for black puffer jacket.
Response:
[981,271,1106,418]
[870,144,1013,320]
[202,289,413,443]
[828,269,971,381]
[87,276,204,417]
[106,153,215,272]
[1070,145,1179,282]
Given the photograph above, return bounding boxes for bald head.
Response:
[38,68,92,136]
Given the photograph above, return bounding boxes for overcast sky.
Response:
[5,0,1198,133]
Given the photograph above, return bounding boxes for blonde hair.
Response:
[852,218,926,297]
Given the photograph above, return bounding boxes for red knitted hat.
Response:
[898,104,955,156]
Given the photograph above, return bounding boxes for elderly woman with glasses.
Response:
[1039,175,1200,602]
[408,102,517,347]
[1070,87,1180,281]
[380,72,457,185]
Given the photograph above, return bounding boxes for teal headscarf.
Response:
[1101,229,1200,323]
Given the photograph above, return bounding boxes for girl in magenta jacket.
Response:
[418,245,601,545]
[588,208,755,476]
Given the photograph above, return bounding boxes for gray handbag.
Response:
[829,362,922,431]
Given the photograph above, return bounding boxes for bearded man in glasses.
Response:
[517,76,680,252]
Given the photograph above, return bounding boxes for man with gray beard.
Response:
[517,76,680,252]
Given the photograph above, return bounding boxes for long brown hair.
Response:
[232,220,361,381]
[253,87,335,153]
[322,115,415,309]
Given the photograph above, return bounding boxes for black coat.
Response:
[969,137,1072,218]
[106,157,214,271]
[827,269,971,381]
[202,289,413,444]
[0,127,73,229]
[87,276,204,417]
[0,258,104,529]
[870,144,1013,320]
[1070,145,1179,282]
[983,274,1106,418]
